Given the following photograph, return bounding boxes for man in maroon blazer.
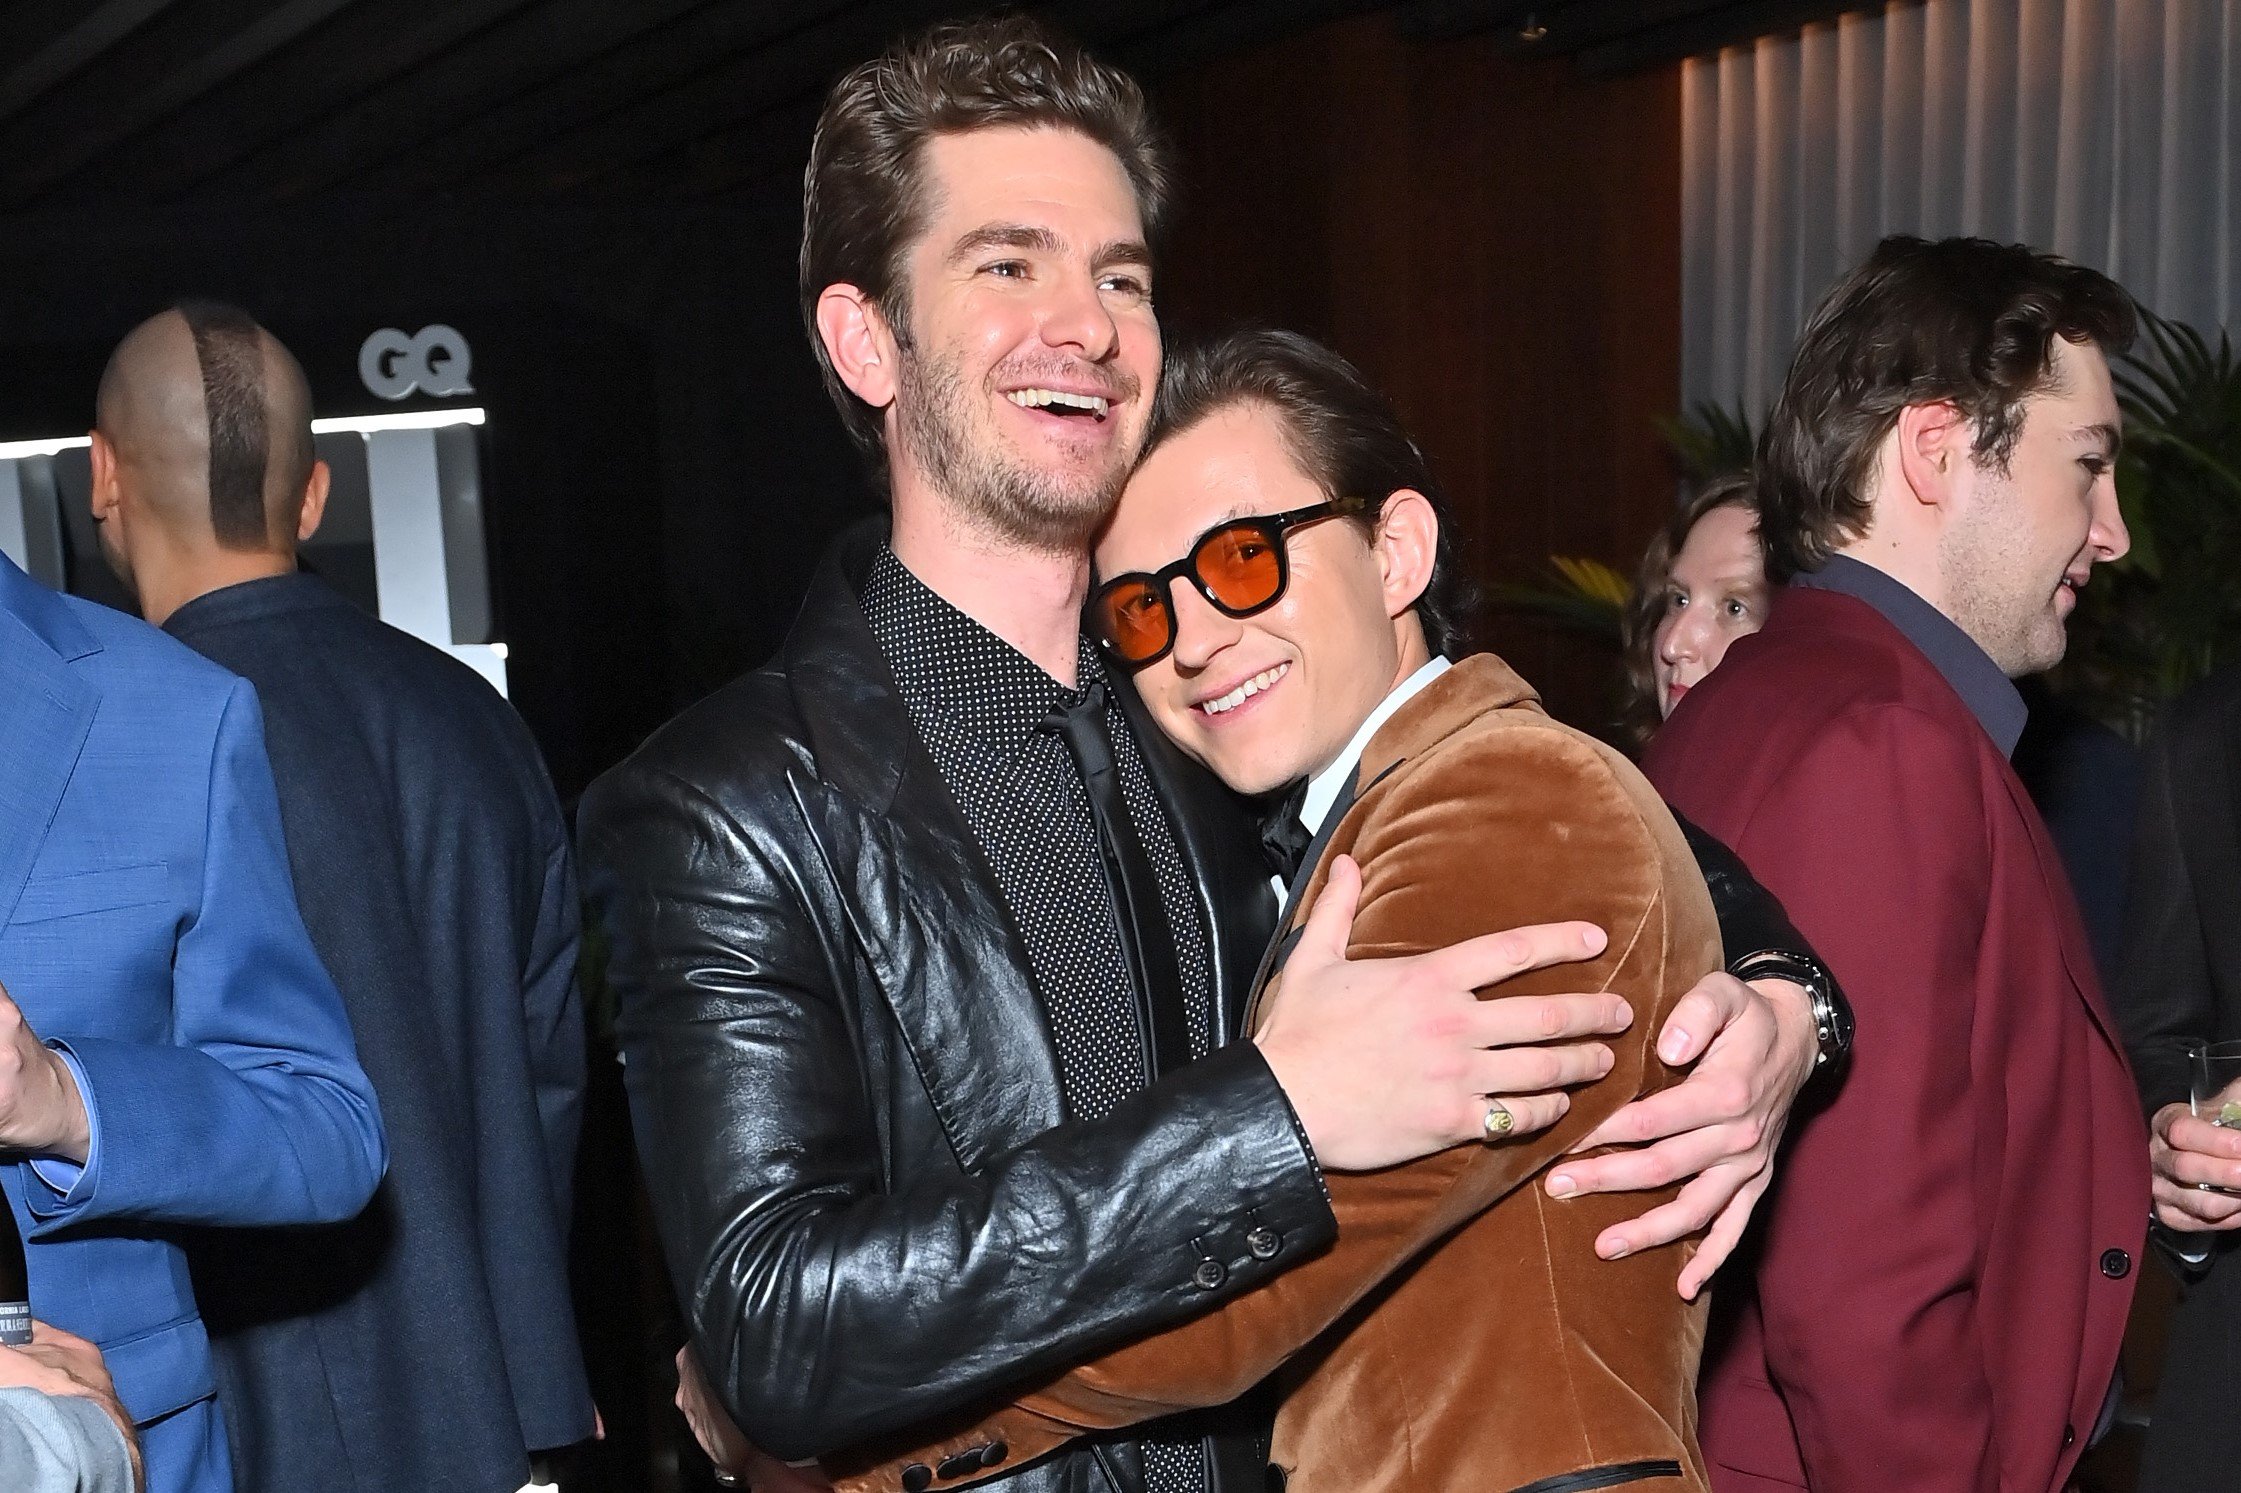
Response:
[1646,235,2151,1493]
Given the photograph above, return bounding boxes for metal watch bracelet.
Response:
[1728,947,1853,1085]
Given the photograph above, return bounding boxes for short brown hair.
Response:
[1621,472,1758,747]
[1150,327,1474,657]
[1758,235,2136,581]
[801,14,1170,470]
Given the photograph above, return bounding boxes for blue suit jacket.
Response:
[0,554,386,1493]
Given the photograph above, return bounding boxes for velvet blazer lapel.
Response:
[1253,656,1543,1008]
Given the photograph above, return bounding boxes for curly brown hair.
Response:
[1621,472,1759,747]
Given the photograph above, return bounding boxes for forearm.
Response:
[1675,810,1816,967]
[23,1035,384,1230]
[654,1040,1332,1461]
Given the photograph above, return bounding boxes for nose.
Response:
[2088,474,2130,563]
[1039,269,1120,363]
[1168,582,1241,673]
[1656,604,1704,667]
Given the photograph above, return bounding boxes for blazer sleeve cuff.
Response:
[22,1044,101,1219]
[1155,1041,1338,1288]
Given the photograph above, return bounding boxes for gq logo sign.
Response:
[359,325,475,401]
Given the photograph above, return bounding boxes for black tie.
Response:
[1257,780,1312,882]
[1042,679,1193,1078]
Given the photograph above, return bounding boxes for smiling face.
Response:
[1939,336,2128,675]
[1099,402,1430,796]
[1651,501,1768,717]
[881,125,1158,551]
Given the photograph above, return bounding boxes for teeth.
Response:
[1200,664,1289,716]
[1006,388,1110,417]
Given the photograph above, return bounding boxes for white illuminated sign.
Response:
[359,325,475,401]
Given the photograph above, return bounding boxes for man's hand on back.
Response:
[1549,973,1817,1297]
[1255,855,1630,1172]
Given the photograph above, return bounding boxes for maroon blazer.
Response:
[1644,585,2148,1493]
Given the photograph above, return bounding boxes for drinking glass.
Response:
[2189,1040,2241,1194]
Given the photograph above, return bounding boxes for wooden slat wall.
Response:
[1152,9,1684,731]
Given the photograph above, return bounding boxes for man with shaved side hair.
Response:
[91,303,597,1493]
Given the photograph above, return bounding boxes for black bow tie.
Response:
[1258,780,1313,883]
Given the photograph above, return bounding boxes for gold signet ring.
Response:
[1482,1100,1516,1141]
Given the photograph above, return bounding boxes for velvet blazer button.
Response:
[1245,1226,1281,1260]
[980,1442,1008,1469]
[937,1452,982,1480]
[2100,1247,2131,1279]
[901,1464,932,1493]
[1192,1257,1227,1290]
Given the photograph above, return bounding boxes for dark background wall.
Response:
[1155,12,1682,727]
[0,9,1683,795]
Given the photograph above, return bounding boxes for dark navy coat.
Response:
[167,571,593,1493]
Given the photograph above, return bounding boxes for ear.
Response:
[294,459,332,545]
[1373,489,1439,620]
[87,429,121,522]
[815,283,900,411]
[1892,400,1973,514]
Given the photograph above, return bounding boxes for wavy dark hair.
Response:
[1758,234,2137,581]
[1148,327,1474,657]
[801,14,1170,475]
[1621,472,1759,747]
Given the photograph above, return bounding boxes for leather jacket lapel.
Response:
[782,526,1065,1170]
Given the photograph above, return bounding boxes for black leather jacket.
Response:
[579,527,1813,1492]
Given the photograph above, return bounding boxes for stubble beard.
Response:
[1939,481,2069,677]
[895,339,1131,555]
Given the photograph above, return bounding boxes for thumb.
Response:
[1293,853,1361,969]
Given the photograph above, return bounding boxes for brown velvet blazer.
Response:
[831,654,1720,1493]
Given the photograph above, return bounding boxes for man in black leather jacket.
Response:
[580,18,1829,1493]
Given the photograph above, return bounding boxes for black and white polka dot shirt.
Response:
[860,546,1215,1119]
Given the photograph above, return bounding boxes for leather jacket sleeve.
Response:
[1675,807,1817,967]
[579,758,1337,1464]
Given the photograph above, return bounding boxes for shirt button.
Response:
[2063,1424,2076,1448]
[902,1464,933,1493]
[1192,1257,1227,1291]
[2100,1247,2132,1279]
[1246,1226,1282,1260]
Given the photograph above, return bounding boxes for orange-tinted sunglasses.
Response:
[1089,497,1368,668]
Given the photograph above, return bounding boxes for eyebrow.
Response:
[947,223,1061,263]
[2074,421,2122,456]
[945,223,1153,274]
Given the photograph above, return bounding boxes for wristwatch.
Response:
[1729,948,1853,1085]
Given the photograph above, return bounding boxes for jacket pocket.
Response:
[1506,1461,1685,1493]
[101,1312,216,1426]
[11,862,170,925]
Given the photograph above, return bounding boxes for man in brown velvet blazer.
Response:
[820,332,1833,1493]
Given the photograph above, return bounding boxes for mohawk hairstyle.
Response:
[176,299,274,550]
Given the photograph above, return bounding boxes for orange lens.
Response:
[1197,526,1283,613]
[1094,578,1173,663]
